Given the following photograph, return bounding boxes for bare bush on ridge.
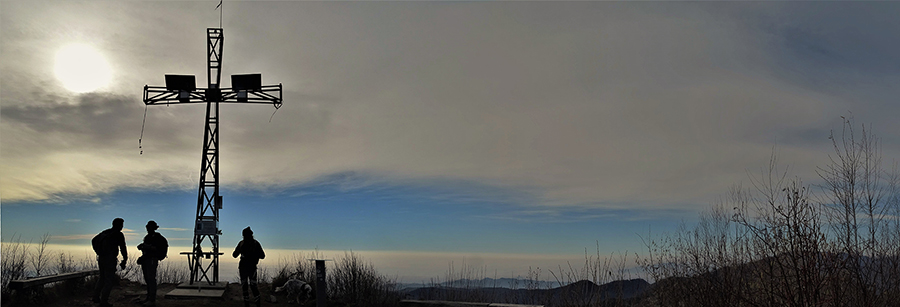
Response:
[640,118,900,307]
[270,250,401,307]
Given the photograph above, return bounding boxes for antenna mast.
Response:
[218,0,223,29]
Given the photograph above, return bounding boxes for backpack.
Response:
[155,234,169,260]
[92,230,108,255]
[242,239,263,260]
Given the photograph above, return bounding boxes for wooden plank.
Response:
[400,300,490,307]
[175,281,228,289]
[400,301,544,307]
[165,288,226,299]
[8,270,100,290]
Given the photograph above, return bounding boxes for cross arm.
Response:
[143,84,282,107]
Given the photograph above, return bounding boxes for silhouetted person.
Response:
[233,227,265,307]
[137,220,168,307]
[92,218,128,307]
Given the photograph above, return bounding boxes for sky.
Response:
[2,1,900,283]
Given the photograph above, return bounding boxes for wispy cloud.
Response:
[475,207,619,224]
[52,229,138,241]
[1,1,898,213]
[160,227,189,231]
[478,207,692,224]
[53,234,95,240]
[65,219,81,223]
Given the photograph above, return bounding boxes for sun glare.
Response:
[54,44,112,93]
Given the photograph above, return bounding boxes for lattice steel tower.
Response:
[143,28,282,285]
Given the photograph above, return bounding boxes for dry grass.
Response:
[0,233,189,304]
[269,250,401,307]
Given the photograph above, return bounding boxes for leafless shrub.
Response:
[117,256,141,282]
[639,118,900,307]
[2,234,72,303]
[56,252,78,274]
[156,260,189,284]
[424,260,498,302]
[28,233,52,277]
[816,117,900,306]
[270,250,400,307]
[1,234,29,296]
[547,247,637,307]
[271,250,320,289]
[328,251,400,307]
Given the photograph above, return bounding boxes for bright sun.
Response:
[54,44,112,93]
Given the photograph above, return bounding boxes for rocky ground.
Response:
[4,280,316,307]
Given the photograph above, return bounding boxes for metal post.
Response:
[315,260,327,307]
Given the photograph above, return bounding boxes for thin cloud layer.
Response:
[2,2,898,210]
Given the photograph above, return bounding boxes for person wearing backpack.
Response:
[92,218,128,307]
[233,226,265,307]
[137,220,168,307]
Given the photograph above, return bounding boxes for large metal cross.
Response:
[143,28,282,285]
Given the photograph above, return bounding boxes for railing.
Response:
[8,269,100,290]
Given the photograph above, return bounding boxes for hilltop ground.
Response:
[3,280,318,307]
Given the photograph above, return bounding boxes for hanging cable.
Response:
[268,103,281,123]
[139,104,148,155]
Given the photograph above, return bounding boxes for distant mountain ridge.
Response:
[402,277,562,290]
[398,278,560,291]
[402,278,651,305]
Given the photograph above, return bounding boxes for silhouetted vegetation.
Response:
[0,234,188,305]
[1,234,101,305]
[271,250,401,307]
[640,118,900,306]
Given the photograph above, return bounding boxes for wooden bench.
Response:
[8,269,100,290]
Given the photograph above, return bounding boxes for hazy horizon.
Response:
[0,241,626,284]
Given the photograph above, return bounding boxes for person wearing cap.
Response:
[137,220,168,307]
[233,226,266,307]
[92,218,128,307]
